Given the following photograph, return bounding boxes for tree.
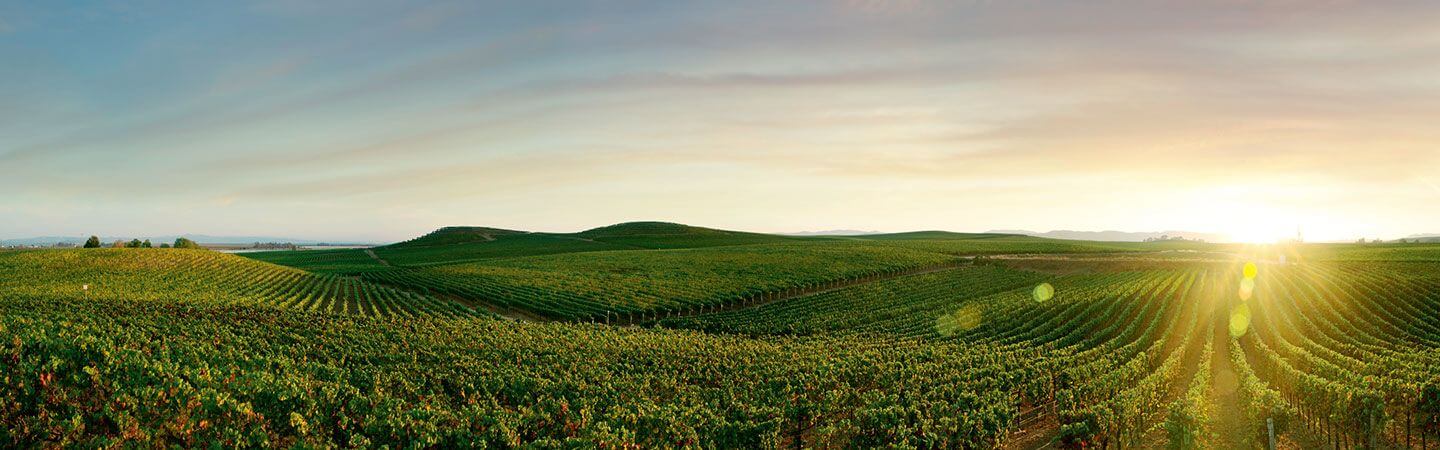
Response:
[83,236,101,248]
[141,239,152,248]
[173,237,202,249]
[111,240,125,248]
[127,239,143,248]
[159,243,171,248]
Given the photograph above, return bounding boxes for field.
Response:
[3,222,1439,448]
[358,242,958,321]
[0,249,482,319]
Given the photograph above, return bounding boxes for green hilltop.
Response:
[572,221,799,249]
[390,226,530,248]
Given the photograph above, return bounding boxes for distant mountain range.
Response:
[1,235,372,246]
[782,228,1224,241]
[782,229,884,236]
[1400,234,1440,243]
[987,229,1227,242]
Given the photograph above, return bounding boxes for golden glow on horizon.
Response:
[1180,195,1304,243]
[1223,211,1297,244]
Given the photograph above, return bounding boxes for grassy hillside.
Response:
[376,233,630,267]
[245,222,800,274]
[388,226,530,248]
[573,221,798,249]
[0,249,480,318]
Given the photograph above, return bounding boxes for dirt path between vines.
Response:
[1211,313,1249,450]
[364,248,391,267]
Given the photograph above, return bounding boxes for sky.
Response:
[3,1,1439,243]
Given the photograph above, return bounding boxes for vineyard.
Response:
[358,242,958,321]
[3,227,1440,448]
[241,248,389,274]
[0,249,483,319]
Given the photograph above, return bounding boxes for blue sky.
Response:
[3,1,1439,242]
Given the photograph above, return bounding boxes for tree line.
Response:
[81,236,203,249]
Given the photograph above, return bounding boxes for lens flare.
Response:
[1229,303,1252,338]
[1238,278,1255,301]
[1243,262,1258,279]
[934,303,984,337]
[1032,283,1055,303]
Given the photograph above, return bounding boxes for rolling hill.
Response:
[573,221,799,249]
[0,249,481,318]
[245,221,802,274]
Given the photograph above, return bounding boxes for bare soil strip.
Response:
[1211,313,1249,450]
[364,248,391,267]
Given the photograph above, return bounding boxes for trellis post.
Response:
[1267,418,1276,450]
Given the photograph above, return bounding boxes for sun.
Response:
[1222,210,1297,244]
[1228,226,1290,244]
[1182,196,1299,244]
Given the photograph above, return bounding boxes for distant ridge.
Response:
[863,231,1027,240]
[576,221,724,237]
[389,226,529,248]
[385,221,797,253]
[571,221,798,249]
[782,230,883,236]
[988,229,1225,242]
[1398,234,1440,243]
